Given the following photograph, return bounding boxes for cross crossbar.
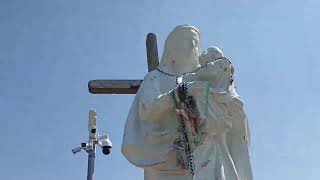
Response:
[88,33,159,94]
[88,80,143,94]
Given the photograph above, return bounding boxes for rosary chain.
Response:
[156,57,233,84]
[158,57,233,175]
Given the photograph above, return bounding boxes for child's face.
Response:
[199,48,223,65]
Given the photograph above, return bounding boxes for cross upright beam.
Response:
[146,33,159,72]
[88,33,159,94]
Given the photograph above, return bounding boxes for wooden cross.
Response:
[88,33,159,94]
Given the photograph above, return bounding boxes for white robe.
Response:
[122,59,253,180]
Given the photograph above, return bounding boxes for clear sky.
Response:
[1,0,319,180]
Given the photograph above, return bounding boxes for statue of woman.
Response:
[122,25,253,180]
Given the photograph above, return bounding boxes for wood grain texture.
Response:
[88,33,159,94]
[88,80,143,94]
[146,33,159,72]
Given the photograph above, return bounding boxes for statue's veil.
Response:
[158,25,201,75]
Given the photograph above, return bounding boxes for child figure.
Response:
[176,47,245,179]
[198,46,234,93]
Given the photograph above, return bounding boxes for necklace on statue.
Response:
[157,65,201,175]
[156,56,233,85]
[156,66,202,85]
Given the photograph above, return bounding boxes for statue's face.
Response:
[165,27,200,64]
[199,47,223,65]
[160,25,201,74]
[173,28,200,61]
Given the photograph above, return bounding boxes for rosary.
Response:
[156,57,234,86]
[156,57,233,175]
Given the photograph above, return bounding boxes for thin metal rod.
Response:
[87,150,95,180]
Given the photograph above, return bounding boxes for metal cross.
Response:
[88,33,159,94]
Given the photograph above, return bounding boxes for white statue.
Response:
[122,25,253,180]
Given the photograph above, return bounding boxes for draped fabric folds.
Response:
[122,58,253,180]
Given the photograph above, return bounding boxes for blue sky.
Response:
[1,0,320,179]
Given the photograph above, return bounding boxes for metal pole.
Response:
[87,149,95,180]
[87,110,96,180]
[72,110,112,180]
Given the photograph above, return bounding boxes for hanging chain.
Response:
[156,57,233,85]
[173,83,195,175]
[158,57,233,175]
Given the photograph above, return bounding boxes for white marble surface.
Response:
[122,25,253,180]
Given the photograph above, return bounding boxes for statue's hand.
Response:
[187,81,209,96]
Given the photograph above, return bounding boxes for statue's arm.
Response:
[138,73,176,121]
